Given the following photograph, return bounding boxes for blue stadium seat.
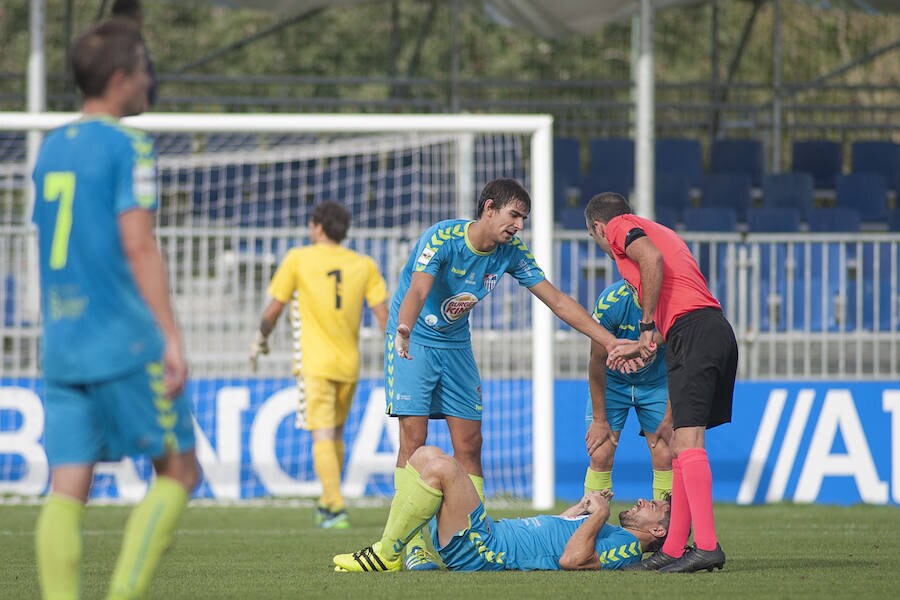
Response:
[851,140,899,191]
[559,206,587,230]
[588,137,634,186]
[579,172,631,204]
[682,207,737,232]
[654,206,679,230]
[791,140,842,189]
[656,138,704,188]
[835,173,889,222]
[888,210,900,232]
[655,173,692,215]
[762,173,814,218]
[700,173,753,221]
[711,138,764,187]
[746,207,801,232]
[807,207,861,232]
[554,137,582,213]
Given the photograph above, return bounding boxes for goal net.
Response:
[0,113,556,508]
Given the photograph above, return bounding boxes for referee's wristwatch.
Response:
[639,320,656,333]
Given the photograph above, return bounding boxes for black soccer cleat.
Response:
[620,549,681,571]
[658,543,726,573]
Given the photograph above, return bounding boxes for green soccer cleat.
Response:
[316,506,350,529]
[333,541,402,573]
[404,545,441,571]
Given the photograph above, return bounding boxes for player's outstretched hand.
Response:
[395,324,413,360]
[249,331,269,372]
[163,338,187,399]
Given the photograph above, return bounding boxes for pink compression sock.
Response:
[678,447,718,551]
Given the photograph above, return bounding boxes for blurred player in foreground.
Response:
[586,192,737,573]
[250,201,388,529]
[332,446,670,572]
[584,279,672,501]
[32,19,198,599]
[386,178,630,569]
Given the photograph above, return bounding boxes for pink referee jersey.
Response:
[605,214,720,338]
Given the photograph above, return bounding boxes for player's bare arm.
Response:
[396,271,434,359]
[527,280,620,352]
[250,299,285,372]
[623,236,663,358]
[119,208,186,398]
[586,341,615,456]
[558,490,612,570]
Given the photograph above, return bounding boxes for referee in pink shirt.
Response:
[584,192,738,573]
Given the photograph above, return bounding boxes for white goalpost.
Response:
[0,112,556,509]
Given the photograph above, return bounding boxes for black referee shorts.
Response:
[665,307,738,429]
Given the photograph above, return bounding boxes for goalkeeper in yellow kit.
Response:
[250,201,388,528]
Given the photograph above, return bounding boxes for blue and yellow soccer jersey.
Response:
[593,279,667,387]
[31,116,163,383]
[494,515,642,570]
[435,506,642,571]
[388,219,544,348]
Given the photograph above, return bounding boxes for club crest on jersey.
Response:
[483,274,498,291]
[441,292,479,321]
[417,247,436,266]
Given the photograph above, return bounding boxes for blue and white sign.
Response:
[1,379,897,505]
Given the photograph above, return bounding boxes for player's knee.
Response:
[155,450,201,492]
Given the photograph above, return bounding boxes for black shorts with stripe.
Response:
[665,307,738,429]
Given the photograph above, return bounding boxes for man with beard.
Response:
[332,446,670,572]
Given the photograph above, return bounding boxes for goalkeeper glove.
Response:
[249,331,269,372]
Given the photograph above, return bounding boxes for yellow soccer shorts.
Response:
[296,375,358,431]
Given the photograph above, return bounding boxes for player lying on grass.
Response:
[332,446,670,572]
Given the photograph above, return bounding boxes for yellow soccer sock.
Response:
[584,468,612,497]
[335,440,346,475]
[36,493,84,600]
[653,469,674,501]
[107,477,189,600]
[313,439,343,511]
[380,464,443,562]
[468,474,485,503]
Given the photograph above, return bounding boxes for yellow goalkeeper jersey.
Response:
[267,243,387,381]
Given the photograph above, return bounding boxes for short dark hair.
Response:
[476,178,531,218]
[111,0,142,20]
[584,192,632,225]
[312,201,351,242]
[72,19,144,99]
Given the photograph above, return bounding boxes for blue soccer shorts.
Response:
[384,334,482,420]
[431,503,505,572]
[584,378,668,434]
[43,359,196,466]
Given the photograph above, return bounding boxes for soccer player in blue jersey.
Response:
[385,178,627,569]
[31,19,198,600]
[584,279,672,501]
[333,446,670,572]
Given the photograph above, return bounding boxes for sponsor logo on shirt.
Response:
[417,247,436,266]
[483,274,498,291]
[440,292,478,322]
[451,266,466,276]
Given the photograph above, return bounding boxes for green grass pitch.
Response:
[1,501,897,599]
